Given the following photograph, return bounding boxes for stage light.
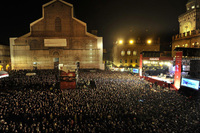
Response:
[147,39,152,44]
[120,68,125,72]
[167,62,172,66]
[143,61,149,64]
[129,40,134,44]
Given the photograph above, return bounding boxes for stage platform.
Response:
[144,76,177,90]
[148,76,173,84]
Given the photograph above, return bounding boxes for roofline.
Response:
[29,0,98,38]
[43,0,73,8]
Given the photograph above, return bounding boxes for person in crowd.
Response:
[0,70,199,133]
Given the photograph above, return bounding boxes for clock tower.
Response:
[179,0,200,34]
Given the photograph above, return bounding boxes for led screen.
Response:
[133,68,139,74]
[181,78,199,90]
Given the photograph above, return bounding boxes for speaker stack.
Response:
[190,60,200,78]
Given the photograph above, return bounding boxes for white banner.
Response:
[44,39,67,47]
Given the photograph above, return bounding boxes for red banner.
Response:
[60,71,76,89]
[174,51,183,90]
[139,54,143,77]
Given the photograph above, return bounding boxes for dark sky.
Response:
[0,0,188,50]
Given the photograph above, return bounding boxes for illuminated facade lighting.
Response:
[129,40,134,44]
[121,50,125,56]
[127,50,131,55]
[147,40,152,44]
[119,40,123,44]
[185,44,188,47]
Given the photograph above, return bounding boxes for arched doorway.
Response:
[53,51,60,70]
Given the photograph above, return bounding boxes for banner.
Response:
[139,54,143,77]
[174,51,183,90]
[44,39,67,47]
[60,71,76,89]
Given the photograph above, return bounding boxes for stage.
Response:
[144,76,176,90]
[148,76,173,84]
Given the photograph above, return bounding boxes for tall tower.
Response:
[179,0,200,34]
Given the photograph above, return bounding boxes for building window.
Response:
[127,50,131,55]
[121,50,125,56]
[192,43,195,46]
[125,60,127,63]
[194,42,199,47]
[185,44,188,47]
[120,59,123,63]
[55,17,62,32]
[192,6,195,9]
[130,59,133,63]
[133,51,137,56]
[135,59,137,63]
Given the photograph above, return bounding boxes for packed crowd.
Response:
[0,70,200,133]
[0,70,59,91]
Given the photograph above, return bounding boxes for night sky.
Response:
[0,0,188,50]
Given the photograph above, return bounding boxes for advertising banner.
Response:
[174,51,183,90]
[139,54,143,77]
[44,39,67,47]
[60,71,76,89]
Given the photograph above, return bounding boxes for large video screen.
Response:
[181,78,199,90]
[133,68,139,74]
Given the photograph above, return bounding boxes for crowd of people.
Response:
[0,70,59,91]
[0,70,200,132]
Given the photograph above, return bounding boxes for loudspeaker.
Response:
[190,60,200,78]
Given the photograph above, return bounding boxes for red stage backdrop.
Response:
[174,51,183,90]
[139,54,143,77]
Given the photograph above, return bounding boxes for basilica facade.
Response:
[10,0,104,70]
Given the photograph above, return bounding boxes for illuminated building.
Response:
[10,0,104,70]
[0,45,10,71]
[172,0,200,57]
[112,38,160,68]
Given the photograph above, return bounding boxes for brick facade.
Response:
[10,0,104,70]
